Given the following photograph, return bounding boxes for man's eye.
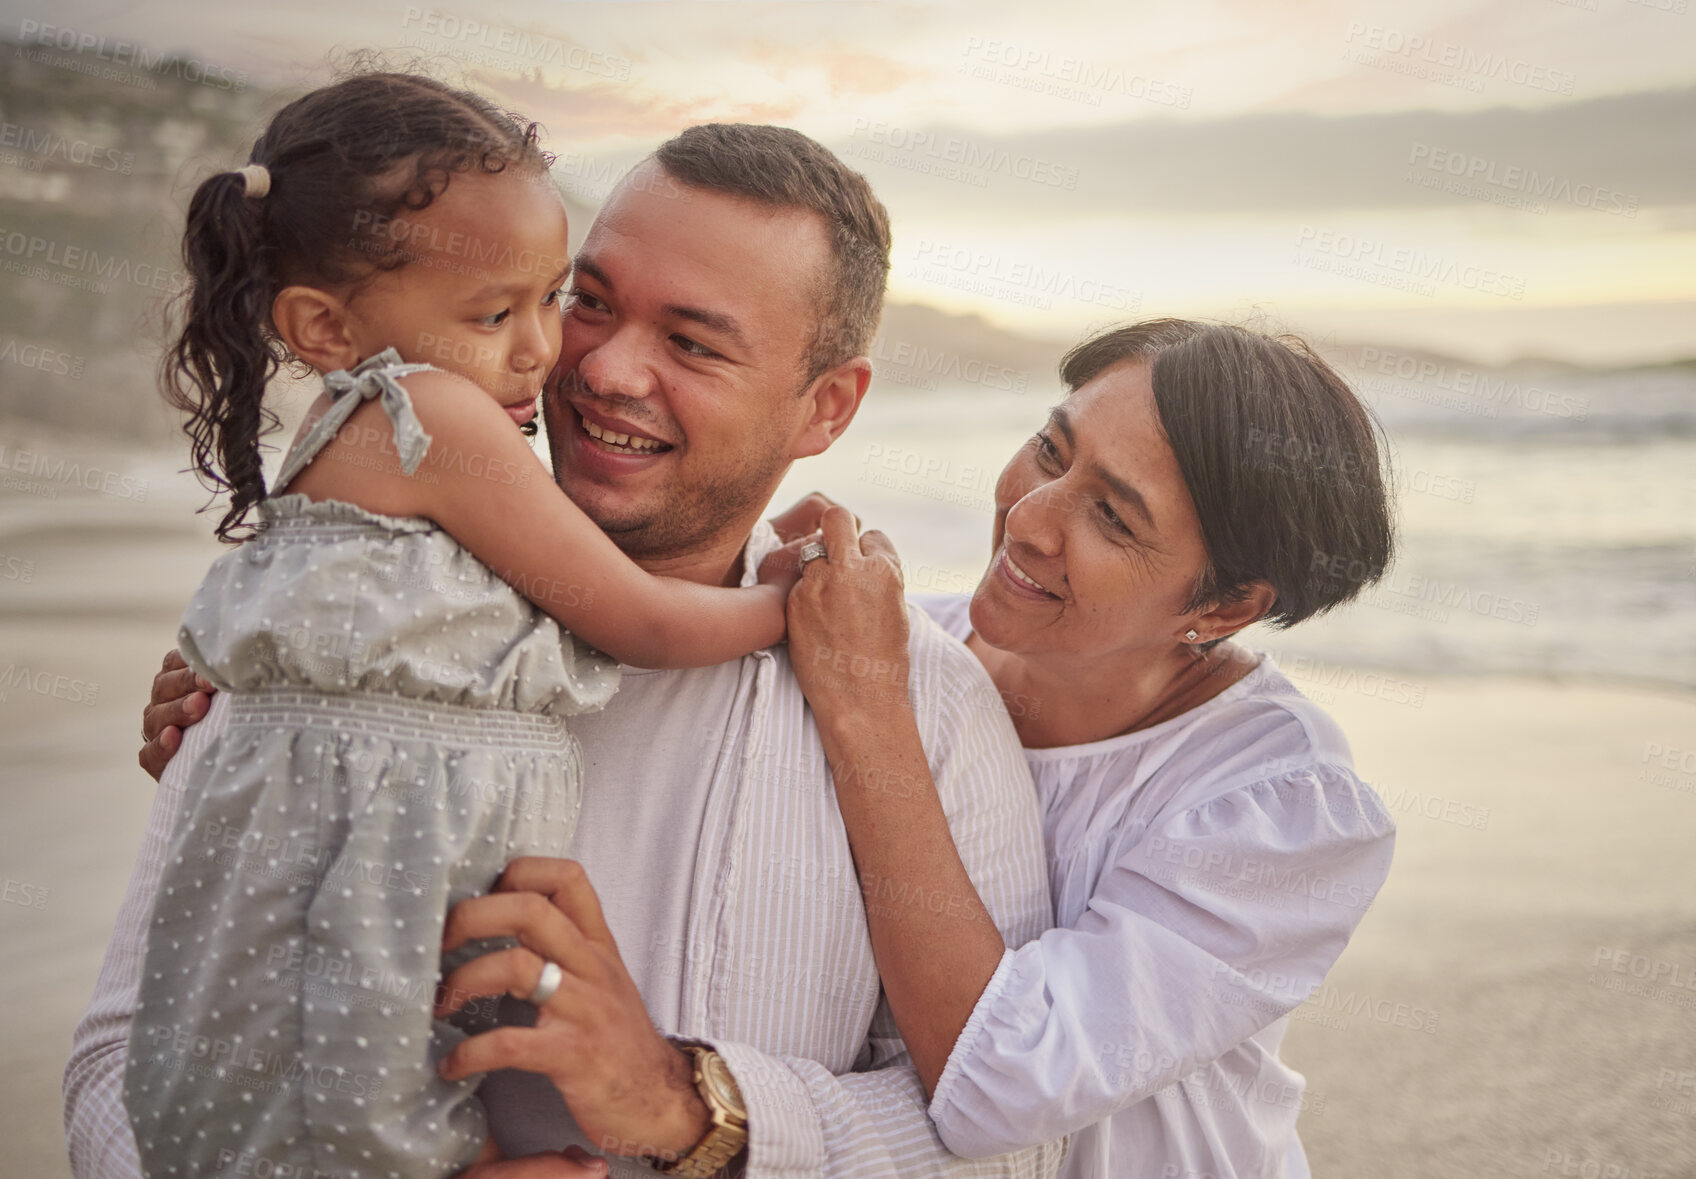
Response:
[571,290,606,313]
[1033,432,1062,466]
[477,309,510,327]
[673,335,719,359]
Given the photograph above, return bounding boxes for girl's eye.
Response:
[543,286,566,307]
[673,334,719,359]
[477,309,510,327]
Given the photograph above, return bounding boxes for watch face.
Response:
[699,1053,747,1120]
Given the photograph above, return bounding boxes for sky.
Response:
[13,0,1696,363]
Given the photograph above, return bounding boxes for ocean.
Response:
[1,360,1691,692]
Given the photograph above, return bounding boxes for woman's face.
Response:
[969,359,1215,664]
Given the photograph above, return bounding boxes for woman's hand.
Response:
[786,506,911,724]
[767,491,859,544]
[784,507,1005,1097]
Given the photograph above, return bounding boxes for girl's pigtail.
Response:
[163,167,282,542]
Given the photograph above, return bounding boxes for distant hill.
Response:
[869,301,1069,397]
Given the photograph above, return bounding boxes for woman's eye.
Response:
[673,334,719,359]
[1099,501,1132,536]
[477,309,510,327]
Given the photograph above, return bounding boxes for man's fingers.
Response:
[441,1025,566,1083]
[138,727,180,782]
[455,1147,607,1178]
[142,688,209,744]
[437,946,573,1018]
[160,649,186,673]
[441,889,596,978]
[495,858,617,951]
[149,664,204,707]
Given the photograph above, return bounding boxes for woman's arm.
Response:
[784,507,1006,1096]
[292,372,790,670]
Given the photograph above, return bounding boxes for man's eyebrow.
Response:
[662,303,750,351]
[1051,405,1155,528]
[573,256,613,291]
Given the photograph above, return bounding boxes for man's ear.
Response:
[791,356,872,461]
[272,285,361,373]
[1191,579,1277,644]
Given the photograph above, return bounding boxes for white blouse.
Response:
[915,594,1397,1179]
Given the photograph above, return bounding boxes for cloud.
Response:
[833,85,1696,217]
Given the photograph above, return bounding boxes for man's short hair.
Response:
[653,123,892,385]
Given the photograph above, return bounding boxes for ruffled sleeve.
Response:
[928,762,1395,1158]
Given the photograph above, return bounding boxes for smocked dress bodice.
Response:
[175,348,619,715]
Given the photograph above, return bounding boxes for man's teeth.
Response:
[582,417,665,453]
[1006,554,1049,595]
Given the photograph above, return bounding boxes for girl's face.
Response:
[341,167,573,427]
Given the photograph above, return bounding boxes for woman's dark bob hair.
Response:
[1060,318,1395,630]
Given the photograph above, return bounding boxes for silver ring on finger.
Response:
[529,960,564,1005]
[798,541,828,568]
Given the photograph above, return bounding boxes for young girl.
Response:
[124,73,790,1178]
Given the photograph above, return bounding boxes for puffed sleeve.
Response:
[927,762,1395,1158]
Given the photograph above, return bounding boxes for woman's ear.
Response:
[791,356,873,461]
[1192,579,1277,643]
[272,286,360,373]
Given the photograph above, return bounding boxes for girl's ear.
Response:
[273,286,361,373]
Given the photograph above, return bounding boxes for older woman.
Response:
[777,318,1397,1178]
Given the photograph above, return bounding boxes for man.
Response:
[64,124,1062,1178]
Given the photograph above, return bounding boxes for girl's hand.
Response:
[786,506,911,723]
[756,532,817,598]
[767,491,859,544]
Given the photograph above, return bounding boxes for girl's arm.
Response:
[294,371,789,669]
[782,508,1005,1097]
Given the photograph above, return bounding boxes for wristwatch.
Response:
[649,1041,748,1177]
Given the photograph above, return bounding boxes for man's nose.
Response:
[576,329,658,401]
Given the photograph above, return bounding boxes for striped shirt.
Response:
[63,521,1064,1179]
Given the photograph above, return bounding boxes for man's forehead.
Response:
[576,178,828,331]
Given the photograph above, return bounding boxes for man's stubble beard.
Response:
[543,398,794,563]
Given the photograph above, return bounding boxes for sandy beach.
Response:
[2,422,1692,1179]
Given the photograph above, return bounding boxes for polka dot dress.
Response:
[124,351,620,1179]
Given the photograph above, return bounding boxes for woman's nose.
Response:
[1004,479,1066,556]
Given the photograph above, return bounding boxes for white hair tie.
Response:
[235,164,271,200]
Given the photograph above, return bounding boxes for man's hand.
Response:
[437,858,715,1166]
[139,650,217,780]
[454,1146,608,1178]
